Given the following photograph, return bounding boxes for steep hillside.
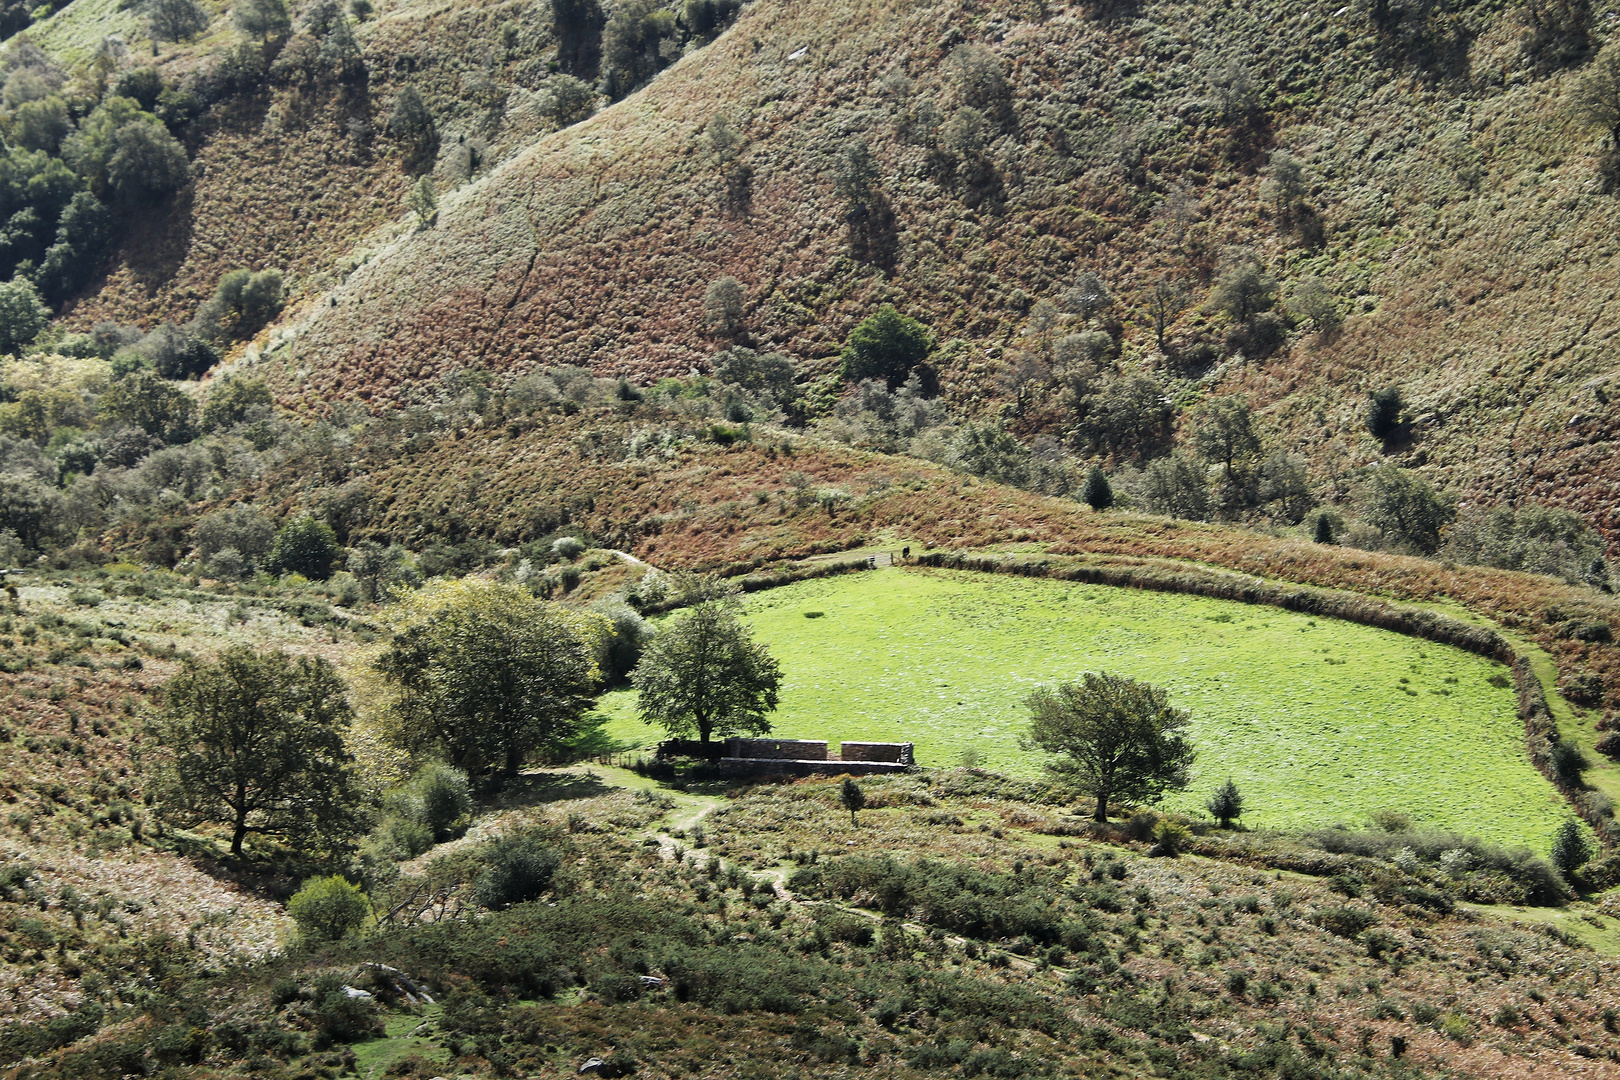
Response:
[207,0,1620,527]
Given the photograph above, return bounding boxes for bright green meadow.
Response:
[596,568,1570,845]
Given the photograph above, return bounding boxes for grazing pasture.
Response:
[599,568,1569,845]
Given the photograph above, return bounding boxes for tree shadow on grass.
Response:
[494,770,618,810]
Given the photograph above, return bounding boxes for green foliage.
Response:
[196,268,285,341]
[114,68,164,111]
[712,347,797,410]
[536,73,597,127]
[1208,257,1276,324]
[1356,465,1457,555]
[600,0,677,98]
[308,973,381,1046]
[100,369,195,440]
[1444,503,1606,585]
[105,119,191,205]
[1366,386,1404,439]
[840,304,932,385]
[633,599,781,745]
[11,95,68,153]
[472,832,562,909]
[147,0,210,41]
[347,540,419,601]
[1550,818,1593,877]
[1024,671,1195,821]
[139,321,218,379]
[1205,778,1243,827]
[1133,453,1210,520]
[593,599,653,685]
[1573,42,1620,145]
[1152,818,1192,855]
[683,0,741,38]
[1191,394,1261,484]
[192,502,276,576]
[199,375,273,432]
[0,277,47,354]
[375,578,605,777]
[269,515,340,580]
[703,275,744,339]
[840,777,865,825]
[1069,373,1174,456]
[36,191,114,302]
[233,0,290,41]
[406,176,437,229]
[408,760,473,839]
[1080,466,1113,511]
[147,646,361,857]
[386,86,437,170]
[287,875,370,941]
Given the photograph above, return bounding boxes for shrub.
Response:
[1151,819,1191,856]
[1550,819,1593,877]
[473,833,562,909]
[1205,778,1243,827]
[1314,906,1377,938]
[1080,467,1113,511]
[270,515,340,580]
[411,761,473,839]
[148,0,210,41]
[308,974,381,1046]
[1367,387,1403,438]
[195,268,285,341]
[287,875,370,942]
[386,86,437,169]
[535,73,597,127]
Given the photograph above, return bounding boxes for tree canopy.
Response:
[632,599,781,746]
[1023,671,1195,822]
[840,304,932,385]
[147,646,360,857]
[373,577,606,777]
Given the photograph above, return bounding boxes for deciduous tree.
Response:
[1357,464,1456,555]
[1023,671,1196,822]
[374,578,605,777]
[633,599,781,747]
[840,304,932,385]
[147,647,361,857]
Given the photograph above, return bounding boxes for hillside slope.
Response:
[208,0,1620,531]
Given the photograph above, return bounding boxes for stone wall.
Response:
[727,738,829,760]
[839,742,914,765]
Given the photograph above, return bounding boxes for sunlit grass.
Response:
[599,567,1569,846]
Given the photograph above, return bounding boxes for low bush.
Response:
[287,876,370,942]
[472,833,562,910]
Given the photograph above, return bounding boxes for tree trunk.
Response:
[231,813,247,858]
[1093,792,1109,823]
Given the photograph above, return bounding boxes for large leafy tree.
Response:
[1357,464,1457,555]
[147,647,360,857]
[1023,671,1195,822]
[373,578,605,778]
[633,600,781,747]
[269,514,340,580]
[840,304,932,385]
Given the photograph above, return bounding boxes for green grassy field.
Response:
[597,568,1571,846]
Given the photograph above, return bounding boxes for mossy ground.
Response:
[600,567,1567,845]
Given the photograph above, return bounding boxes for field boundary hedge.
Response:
[912,551,1609,846]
